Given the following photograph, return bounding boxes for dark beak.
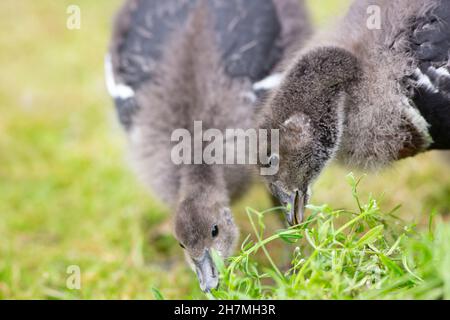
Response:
[270,183,306,226]
[286,190,306,226]
[193,249,219,293]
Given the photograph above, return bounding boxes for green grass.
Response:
[209,175,450,300]
[0,0,449,300]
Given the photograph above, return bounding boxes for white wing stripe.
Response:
[253,73,284,91]
[104,54,135,100]
[414,68,438,93]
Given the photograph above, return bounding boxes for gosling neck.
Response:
[178,164,228,205]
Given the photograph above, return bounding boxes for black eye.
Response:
[269,154,279,167]
[262,153,279,168]
[212,225,219,238]
[179,243,185,249]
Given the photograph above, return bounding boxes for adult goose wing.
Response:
[210,0,310,83]
[106,0,198,130]
[410,0,450,149]
[106,0,310,129]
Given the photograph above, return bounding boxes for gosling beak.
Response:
[193,249,219,293]
[286,190,306,226]
[270,183,306,226]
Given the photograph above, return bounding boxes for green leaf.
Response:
[428,209,437,240]
[211,249,226,274]
[318,220,331,242]
[355,225,384,248]
[346,172,356,188]
[151,287,165,300]
[304,229,317,249]
[386,235,404,256]
[379,254,404,276]
[240,234,253,251]
[277,230,302,244]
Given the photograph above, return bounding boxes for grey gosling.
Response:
[258,0,450,226]
[106,0,311,291]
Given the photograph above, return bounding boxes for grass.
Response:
[0,0,449,300]
[209,174,450,300]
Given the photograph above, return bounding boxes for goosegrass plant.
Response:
[209,174,450,300]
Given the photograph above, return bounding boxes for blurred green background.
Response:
[0,0,448,299]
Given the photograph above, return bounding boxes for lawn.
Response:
[0,0,448,300]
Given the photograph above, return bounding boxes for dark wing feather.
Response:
[411,0,450,65]
[108,0,198,130]
[208,0,282,82]
[108,0,309,129]
[211,0,311,81]
[111,0,197,89]
[410,0,450,149]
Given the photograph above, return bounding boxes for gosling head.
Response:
[258,47,361,226]
[259,112,324,226]
[174,197,238,292]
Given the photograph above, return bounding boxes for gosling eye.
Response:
[211,225,219,238]
[179,243,185,249]
[262,153,279,168]
[269,153,280,167]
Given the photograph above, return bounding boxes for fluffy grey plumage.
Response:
[258,0,449,226]
[107,0,311,291]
